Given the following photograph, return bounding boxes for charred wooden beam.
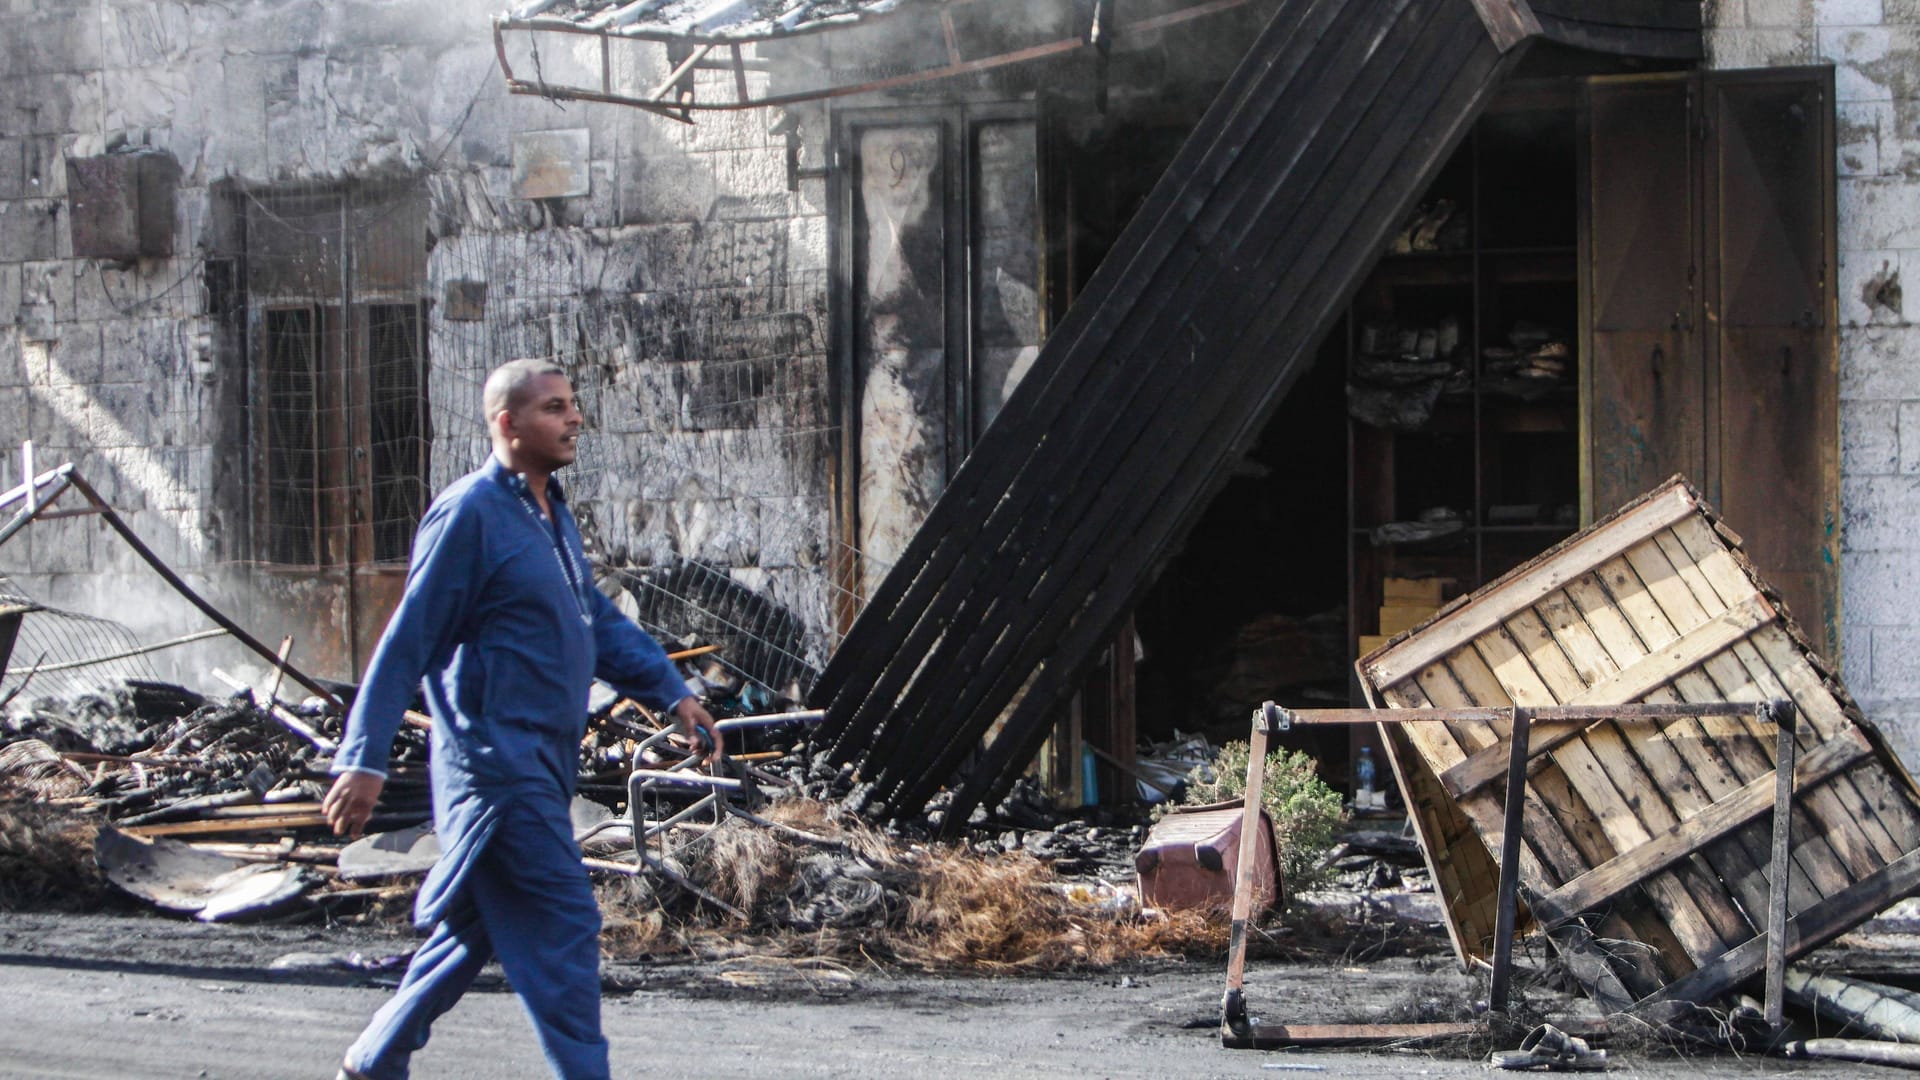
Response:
[836,0,1510,821]
[815,0,1703,828]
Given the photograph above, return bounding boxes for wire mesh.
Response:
[244,184,433,570]
[9,174,892,700]
[0,574,164,704]
[429,221,869,685]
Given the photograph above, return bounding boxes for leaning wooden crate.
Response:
[1358,476,1920,1011]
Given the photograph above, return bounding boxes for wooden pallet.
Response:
[1357,475,1920,1009]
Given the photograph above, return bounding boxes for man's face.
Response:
[504,372,582,472]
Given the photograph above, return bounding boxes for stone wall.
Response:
[1707,0,1920,762]
[0,0,836,688]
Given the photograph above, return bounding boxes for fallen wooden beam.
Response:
[1223,1022,1482,1049]
[123,813,333,838]
[1642,847,1920,1011]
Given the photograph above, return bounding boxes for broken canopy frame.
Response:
[492,0,1260,122]
[0,444,341,707]
[811,0,1701,829]
[1219,699,1799,1051]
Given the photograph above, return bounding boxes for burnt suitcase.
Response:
[1136,799,1284,913]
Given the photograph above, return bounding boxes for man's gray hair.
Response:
[482,359,569,420]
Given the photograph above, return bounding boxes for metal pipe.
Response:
[629,769,743,789]
[66,473,342,706]
[0,463,69,510]
[1766,698,1799,1030]
[714,709,826,731]
[1490,707,1532,1012]
[0,469,73,549]
[24,627,229,673]
[1221,701,1276,1039]
[638,790,721,838]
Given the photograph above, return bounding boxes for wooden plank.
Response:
[1519,573,1737,978]
[1490,599,1796,940]
[1531,728,1872,927]
[123,813,332,837]
[1466,0,1541,52]
[1557,564,1808,944]
[1440,593,1774,797]
[1736,633,1911,866]
[1411,663,1588,888]
[1573,592,1773,705]
[1624,531,1875,892]
[1643,847,1920,1010]
[1379,717,1492,968]
[1604,539,1849,902]
[1366,481,1696,685]
[1386,680,1665,998]
[1224,719,1271,1000]
[812,0,1368,716]
[1451,636,1743,960]
[911,1,1517,820]
[1390,680,1536,926]
[1414,659,1603,895]
[840,0,1465,788]
[1669,513,1920,859]
[1225,1022,1482,1049]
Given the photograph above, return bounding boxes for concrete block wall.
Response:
[0,0,837,686]
[1708,0,1920,763]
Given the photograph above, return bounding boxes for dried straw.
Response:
[597,795,1230,972]
[0,777,110,911]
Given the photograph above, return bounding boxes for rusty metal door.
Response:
[1705,68,1839,659]
[1586,74,1702,519]
[245,186,429,680]
[1583,68,1837,659]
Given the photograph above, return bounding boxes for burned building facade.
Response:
[0,0,839,691]
[6,0,1920,801]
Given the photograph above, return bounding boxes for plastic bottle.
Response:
[1355,746,1377,806]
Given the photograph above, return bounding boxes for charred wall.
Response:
[0,0,835,689]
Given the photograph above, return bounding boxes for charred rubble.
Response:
[1,658,1369,973]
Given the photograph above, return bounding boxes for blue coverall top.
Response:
[332,456,689,927]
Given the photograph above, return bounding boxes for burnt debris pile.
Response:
[0,662,1201,969]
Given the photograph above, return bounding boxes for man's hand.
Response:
[323,771,385,838]
[674,697,725,765]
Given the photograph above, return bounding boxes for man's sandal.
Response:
[1491,1024,1609,1072]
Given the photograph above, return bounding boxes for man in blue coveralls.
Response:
[322,358,724,1080]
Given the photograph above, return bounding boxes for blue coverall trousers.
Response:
[345,798,610,1080]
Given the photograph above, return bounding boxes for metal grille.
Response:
[246,185,431,569]
[263,307,320,566]
[368,303,429,563]
[0,576,162,705]
[5,173,877,699]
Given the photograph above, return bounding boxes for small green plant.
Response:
[1181,741,1346,891]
